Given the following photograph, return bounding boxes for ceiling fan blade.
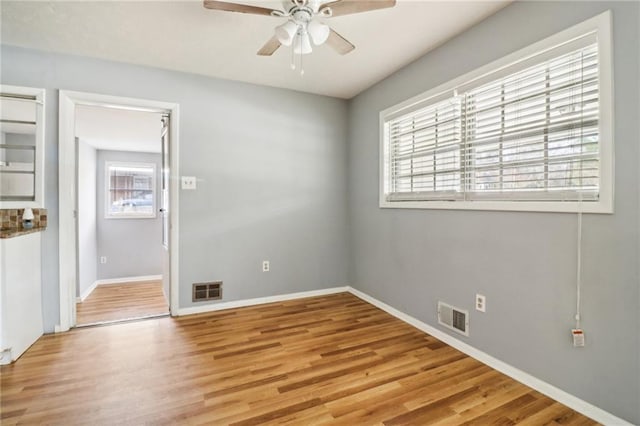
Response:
[326,29,355,55]
[203,0,278,16]
[257,35,282,56]
[321,0,396,17]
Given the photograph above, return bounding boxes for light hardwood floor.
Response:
[1,293,596,425]
[76,280,169,325]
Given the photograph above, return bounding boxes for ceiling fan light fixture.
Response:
[205,0,398,63]
[275,20,298,46]
[293,32,313,55]
[307,20,330,45]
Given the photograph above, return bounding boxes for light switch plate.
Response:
[181,176,196,190]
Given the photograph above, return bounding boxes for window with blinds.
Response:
[466,43,599,201]
[387,97,463,201]
[381,12,612,213]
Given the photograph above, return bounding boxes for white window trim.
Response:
[104,161,157,219]
[379,10,613,214]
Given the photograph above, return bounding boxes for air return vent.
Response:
[193,282,222,302]
[437,301,469,336]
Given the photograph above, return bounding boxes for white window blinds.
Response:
[384,37,600,204]
[388,97,462,201]
[465,43,599,201]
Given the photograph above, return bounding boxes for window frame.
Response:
[379,11,613,214]
[104,161,157,219]
[0,85,46,209]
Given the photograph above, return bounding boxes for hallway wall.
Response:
[96,150,163,280]
[77,139,97,299]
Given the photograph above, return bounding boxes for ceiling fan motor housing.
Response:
[294,9,313,23]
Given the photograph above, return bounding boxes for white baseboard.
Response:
[96,275,163,286]
[176,286,349,316]
[0,348,12,366]
[346,286,632,426]
[78,280,99,302]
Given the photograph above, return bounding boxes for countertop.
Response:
[0,226,46,239]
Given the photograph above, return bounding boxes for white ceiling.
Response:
[76,105,163,153]
[1,0,510,99]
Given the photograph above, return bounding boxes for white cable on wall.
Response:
[575,192,582,330]
[574,53,585,332]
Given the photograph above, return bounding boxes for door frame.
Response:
[58,90,180,332]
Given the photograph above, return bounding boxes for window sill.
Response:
[378,199,613,214]
[105,215,157,220]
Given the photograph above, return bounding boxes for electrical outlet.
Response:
[572,329,585,347]
[475,294,486,312]
[100,256,107,264]
[181,176,197,190]
[262,261,270,272]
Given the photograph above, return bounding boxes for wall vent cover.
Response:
[193,281,222,302]
[437,301,469,336]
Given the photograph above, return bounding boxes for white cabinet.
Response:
[0,231,43,364]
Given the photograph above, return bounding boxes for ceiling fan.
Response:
[203,0,396,72]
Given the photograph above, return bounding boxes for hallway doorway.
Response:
[74,105,170,326]
[58,91,179,331]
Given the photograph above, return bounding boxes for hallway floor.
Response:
[76,280,169,325]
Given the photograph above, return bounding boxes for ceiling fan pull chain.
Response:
[291,41,296,70]
[296,32,304,76]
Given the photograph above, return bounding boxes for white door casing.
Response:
[58,91,180,332]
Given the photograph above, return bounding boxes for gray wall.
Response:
[96,150,162,280]
[0,44,350,332]
[77,140,97,298]
[347,1,639,423]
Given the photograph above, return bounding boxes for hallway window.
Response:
[106,162,156,219]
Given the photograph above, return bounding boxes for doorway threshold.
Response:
[75,312,170,329]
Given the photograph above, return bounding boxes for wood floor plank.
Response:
[1,293,598,425]
[76,280,169,324]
